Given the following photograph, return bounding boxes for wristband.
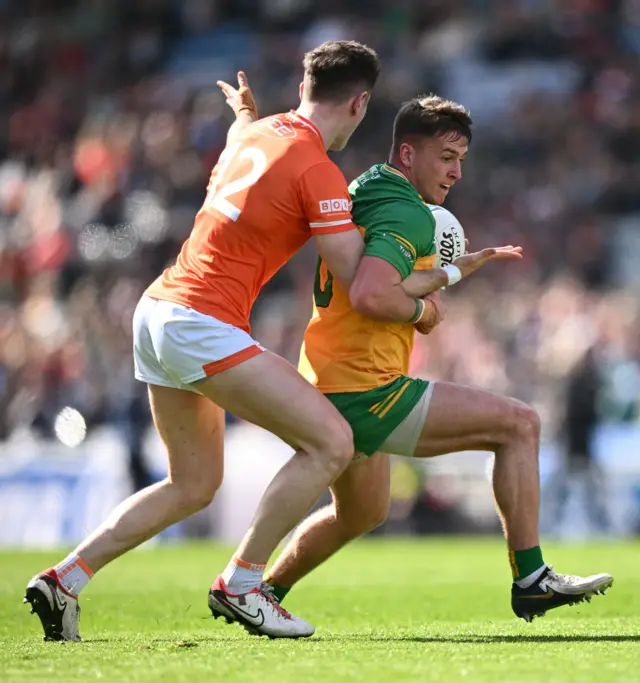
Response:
[409,298,426,324]
[442,264,462,286]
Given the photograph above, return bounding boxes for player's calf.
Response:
[265,453,391,603]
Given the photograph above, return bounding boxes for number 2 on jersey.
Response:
[205,142,267,221]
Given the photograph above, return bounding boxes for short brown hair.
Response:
[391,95,472,157]
[303,40,380,103]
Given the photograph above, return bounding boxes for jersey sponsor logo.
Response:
[319,198,351,214]
[354,166,381,187]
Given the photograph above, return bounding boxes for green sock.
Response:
[265,577,291,604]
[509,546,545,582]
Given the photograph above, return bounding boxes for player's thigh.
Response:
[414,382,540,458]
[148,384,225,486]
[193,350,352,455]
[331,452,391,524]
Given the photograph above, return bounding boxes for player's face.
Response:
[329,92,370,151]
[404,133,468,204]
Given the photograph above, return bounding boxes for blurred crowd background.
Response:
[2,0,640,536]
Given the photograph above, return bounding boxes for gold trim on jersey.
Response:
[388,232,417,260]
[369,380,411,418]
[382,164,409,182]
[382,164,428,205]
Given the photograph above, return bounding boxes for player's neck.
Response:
[389,156,414,187]
[295,103,342,150]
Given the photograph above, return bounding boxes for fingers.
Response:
[494,245,522,254]
[491,251,523,259]
[482,246,523,258]
[486,246,523,260]
[237,71,249,88]
[216,80,237,99]
[479,248,497,258]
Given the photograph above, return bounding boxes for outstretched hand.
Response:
[453,245,523,279]
[216,71,259,120]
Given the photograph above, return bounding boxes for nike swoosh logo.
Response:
[214,593,265,627]
[230,604,265,627]
[54,590,68,614]
[521,588,554,599]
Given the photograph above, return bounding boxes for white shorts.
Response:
[352,382,435,462]
[133,296,263,392]
[379,382,435,456]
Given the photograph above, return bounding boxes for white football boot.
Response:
[24,569,81,641]
[512,565,613,622]
[208,576,314,638]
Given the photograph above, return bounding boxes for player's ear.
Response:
[399,142,413,168]
[299,81,304,101]
[351,91,369,116]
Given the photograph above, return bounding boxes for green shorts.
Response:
[325,376,429,456]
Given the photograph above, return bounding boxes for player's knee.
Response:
[311,418,354,475]
[174,470,222,514]
[345,501,389,538]
[336,488,390,539]
[506,401,541,448]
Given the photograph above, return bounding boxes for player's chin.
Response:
[423,187,447,205]
[435,186,450,204]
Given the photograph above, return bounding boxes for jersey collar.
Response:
[382,162,410,183]
[383,163,427,203]
[288,110,324,146]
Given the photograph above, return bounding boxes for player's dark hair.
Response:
[303,41,380,103]
[390,95,472,157]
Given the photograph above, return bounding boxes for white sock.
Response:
[54,553,94,596]
[515,564,547,589]
[221,556,266,594]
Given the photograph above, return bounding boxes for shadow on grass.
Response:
[318,634,640,644]
[81,634,640,646]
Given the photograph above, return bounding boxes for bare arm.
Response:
[349,256,436,323]
[399,267,449,298]
[312,230,365,291]
[401,246,524,297]
[350,245,524,323]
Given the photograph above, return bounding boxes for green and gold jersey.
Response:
[299,163,436,393]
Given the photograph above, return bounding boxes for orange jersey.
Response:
[145,111,355,332]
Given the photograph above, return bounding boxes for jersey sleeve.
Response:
[363,201,436,280]
[298,162,356,235]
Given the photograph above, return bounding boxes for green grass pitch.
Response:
[2,538,639,682]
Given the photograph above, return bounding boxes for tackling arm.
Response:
[349,256,446,323]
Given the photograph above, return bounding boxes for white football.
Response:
[427,205,466,267]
